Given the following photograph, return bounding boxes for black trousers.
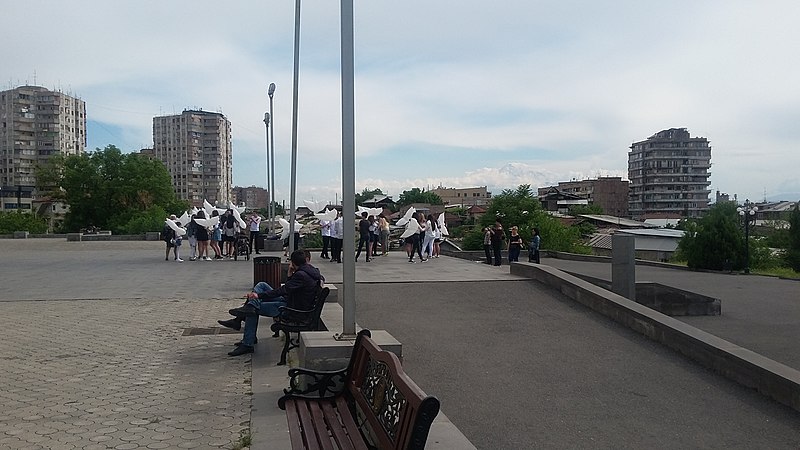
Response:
[321,235,330,258]
[492,243,502,266]
[356,233,371,260]
[331,238,343,262]
[484,244,493,264]
[249,230,260,253]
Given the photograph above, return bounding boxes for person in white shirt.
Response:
[319,218,332,260]
[330,211,344,263]
[248,212,262,254]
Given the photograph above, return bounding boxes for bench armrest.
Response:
[278,367,348,410]
[278,305,314,314]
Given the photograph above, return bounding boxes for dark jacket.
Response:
[258,263,324,310]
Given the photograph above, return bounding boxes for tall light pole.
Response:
[340,0,356,337]
[288,0,301,256]
[268,83,276,235]
[264,111,272,235]
[737,199,758,274]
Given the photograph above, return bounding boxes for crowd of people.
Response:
[162,210,264,262]
[482,219,541,266]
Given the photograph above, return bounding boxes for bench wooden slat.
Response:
[307,401,336,450]
[321,401,357,450]
[296,400,323,450]
[335,396,370,450]
[285,400,308,450]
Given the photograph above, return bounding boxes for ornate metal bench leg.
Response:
[278,331,290,366]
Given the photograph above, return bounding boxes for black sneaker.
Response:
[218,319,242,331]
[228,345,254,357]
[234,338,257,346]
[229,304,259,317]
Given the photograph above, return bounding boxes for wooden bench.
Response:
[278,329,440,450]
[270,287,330,366]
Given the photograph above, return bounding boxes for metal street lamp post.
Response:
[288,0,301,257]
[264,113,272,235]
[737,199,758,274]
[268,83,276,235]
[340,0,356,337]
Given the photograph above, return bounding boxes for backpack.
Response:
[162,224,172,243]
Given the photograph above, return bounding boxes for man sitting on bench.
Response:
[219,249,324,357]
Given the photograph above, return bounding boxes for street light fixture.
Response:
[268,83,276,235]
[737,199,758,274]
[263,111,271,233]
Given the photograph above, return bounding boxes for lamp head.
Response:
[268,83,276,97]
[263,112,270,124]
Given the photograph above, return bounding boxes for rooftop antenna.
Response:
[763,188,767,203]
[32,70,37,86]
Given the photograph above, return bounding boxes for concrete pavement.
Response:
[1,240,800,449]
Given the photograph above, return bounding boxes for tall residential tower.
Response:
[152,110,232,206]
[628,128,711,219]
[0,86,86,211]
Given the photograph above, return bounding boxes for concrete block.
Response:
[263,240,283,252]
[612,234,636,301]
[66,233,82,242]
[13,231,28,239]
[145,232,161,241]
[325,284,338,303]
[299,330,402,372]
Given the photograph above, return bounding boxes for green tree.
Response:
[397,188,443,206]
[461,184,588,253]
[675,202,744,270]
[36,145,187,233]
[786,204,800,271]
[355,188,385,206]
[0,211,48,234]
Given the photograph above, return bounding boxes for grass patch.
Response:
[232,429,252,450]
[752,267,800,279]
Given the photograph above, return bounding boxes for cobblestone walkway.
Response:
[0,297,251,449]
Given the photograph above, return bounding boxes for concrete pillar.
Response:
[299,330,402,371]
[611,233,635,301]
[13,231,28,239]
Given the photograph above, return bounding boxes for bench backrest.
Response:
[309,287,329,330]
[344,330,440,450]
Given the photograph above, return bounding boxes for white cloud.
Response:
[3,0,800,204]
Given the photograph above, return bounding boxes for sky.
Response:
[3,0,800,205]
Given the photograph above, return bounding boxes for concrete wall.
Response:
[510,262,800,413]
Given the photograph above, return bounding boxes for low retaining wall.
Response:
[510,262,800,413]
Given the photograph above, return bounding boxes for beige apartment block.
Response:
[431,186,492,206]
[232,185,269,210]
[538,177,629,217]
[153,110,232,207]
[628,128,711,220]
[0,85,86,212]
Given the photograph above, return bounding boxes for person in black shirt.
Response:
[490,219,505,266]
[355,212,371,262]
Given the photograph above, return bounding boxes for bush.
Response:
[0,211,48,234]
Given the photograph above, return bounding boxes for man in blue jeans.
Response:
[219,249,324,356]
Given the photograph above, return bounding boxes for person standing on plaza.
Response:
[331,210,344,263]
[319,217,331,260]
[507,226,523,262]
[483,227,493,265]
[529,227,541,264]
[210,210,223,260]
[409,213,427,263]
[355,212,371,262]
[223,209,238,258]
[186,213,198,261]
[163,215,177,261]
[194,211,211,261]
[490,219,505,266]
[378,213,390,256]
[172,221,184,262]
[370,216,381,258]
[422,214,435,259]
[248,212,262,255]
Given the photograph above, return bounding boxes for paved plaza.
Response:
[1,239,800,449]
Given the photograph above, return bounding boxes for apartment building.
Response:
[628,128,711,220]
[0,86,86,211]
[232,185,269,210]
[538,177,629,217]
[153,110,232,207]
[430,186,492,206]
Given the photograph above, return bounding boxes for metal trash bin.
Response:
[253,256,282,288]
